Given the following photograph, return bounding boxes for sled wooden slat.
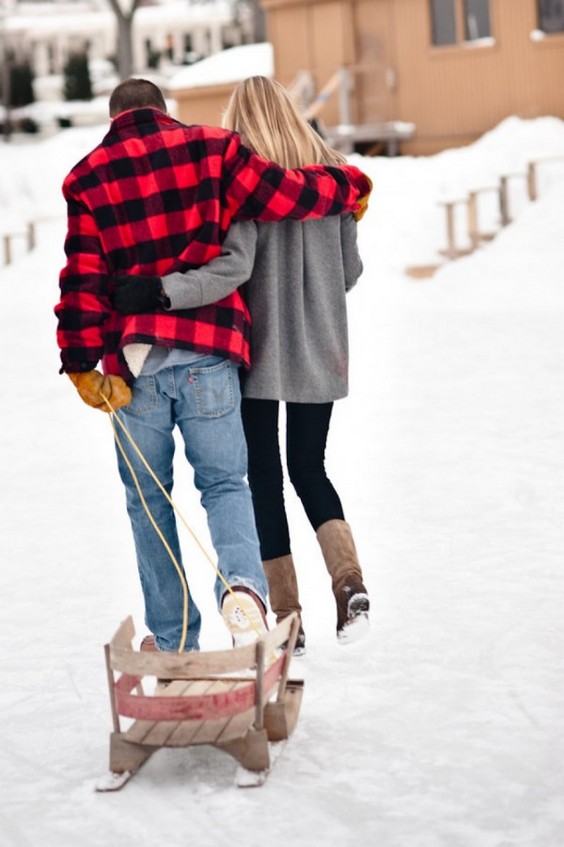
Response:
[109,634,257,679]
[113,653,285,722]
[99,613,304,791]
[129,680,253,748]
[185,705,257,746]
[108,618,291,679]
[124,679,213,745]
[162,696,257,747]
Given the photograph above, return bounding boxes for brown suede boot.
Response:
[316,519,369,644]
[263,554,306,655]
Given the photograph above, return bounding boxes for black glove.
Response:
[112,275,170,314]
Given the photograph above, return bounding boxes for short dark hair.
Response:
[109,78,167,118]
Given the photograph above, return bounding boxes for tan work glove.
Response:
[353,176,373,222]
[67,370,131,412]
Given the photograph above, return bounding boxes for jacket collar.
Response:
[107,108,178,137]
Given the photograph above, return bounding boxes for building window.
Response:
[464,0,491,40]
[430,0,457,45]
[538,0,564,33]
[430,0,492,46]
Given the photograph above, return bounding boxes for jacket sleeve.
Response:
[340,213,363,292]
[161,222,258,310]
[221,132,372,223]
[55,186,111,373]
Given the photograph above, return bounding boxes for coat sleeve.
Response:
[221,133,372,223]
[340,213,363,292]
[55,185,111,373]
[161,222,258,310]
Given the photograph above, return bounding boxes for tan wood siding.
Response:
[395,0,564,153]
[174,0,564,155]
[174,82,235,129]
[352,0,398,122]
[267,0,357,124]
[265,2,311,86]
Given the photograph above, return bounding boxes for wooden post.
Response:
[104,643,121,734]
[466,191,479,251]
[276,614,298,704]
[527,162,537,201]
[27,221,36,251]
[338,67,352,127]
[499,175,511,226]
[3,234,11,265]
[444,202,457,259]
[303,69,341,122]
[254,640,265,731]
[526,156,564,201]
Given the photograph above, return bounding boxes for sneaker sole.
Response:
[222,592,268,647]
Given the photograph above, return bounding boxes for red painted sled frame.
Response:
[100,613,304,789]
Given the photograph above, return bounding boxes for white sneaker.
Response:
[222,590,268,648]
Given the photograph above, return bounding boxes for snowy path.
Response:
[1,119,564,846]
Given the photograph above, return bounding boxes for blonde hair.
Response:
[222,76,346,169]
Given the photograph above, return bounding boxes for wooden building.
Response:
[174,0,564,156]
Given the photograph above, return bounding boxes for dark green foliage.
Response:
[63,52,93,101]
[0,59,35,107]
[11,61,35,106]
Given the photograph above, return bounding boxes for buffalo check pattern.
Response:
[56,108,370,381]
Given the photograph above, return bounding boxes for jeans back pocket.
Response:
[190,359,235,418]
[127,374,158,416]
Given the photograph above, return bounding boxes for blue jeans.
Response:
[114,357,267,652]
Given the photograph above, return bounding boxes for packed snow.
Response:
[1,112,564,847]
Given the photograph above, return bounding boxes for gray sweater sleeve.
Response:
[162,221,258,309]
[340,213,363,292]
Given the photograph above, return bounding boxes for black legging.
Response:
[241,398,345,560]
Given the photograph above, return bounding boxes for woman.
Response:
[113,76,370,653]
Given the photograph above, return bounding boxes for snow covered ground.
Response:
[1,114,564,846]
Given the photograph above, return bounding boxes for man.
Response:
[55,78,371,654]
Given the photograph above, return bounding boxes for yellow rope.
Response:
[100,392,264,649]
[110,419,189,653]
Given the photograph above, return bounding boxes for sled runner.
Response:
[98,613,304,791]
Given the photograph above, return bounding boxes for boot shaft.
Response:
[316,519,369,639]
[315,519,364,593]
[263,554,302,621]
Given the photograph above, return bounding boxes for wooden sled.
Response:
[98,612,304,791]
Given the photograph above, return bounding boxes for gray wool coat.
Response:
[162,214,363,403]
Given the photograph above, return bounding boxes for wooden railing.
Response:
[0,215,61,266]
[406,154,564,277]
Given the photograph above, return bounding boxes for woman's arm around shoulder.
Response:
[162,221,258,309]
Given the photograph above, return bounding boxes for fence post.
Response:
[527,162,537,202]
[444,202,457,260]
[27,220,36,251]
[3,234,11,265]
[467,192,479,251]
[499,176,511,226]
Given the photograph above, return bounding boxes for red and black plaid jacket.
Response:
[56,108,370,382]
